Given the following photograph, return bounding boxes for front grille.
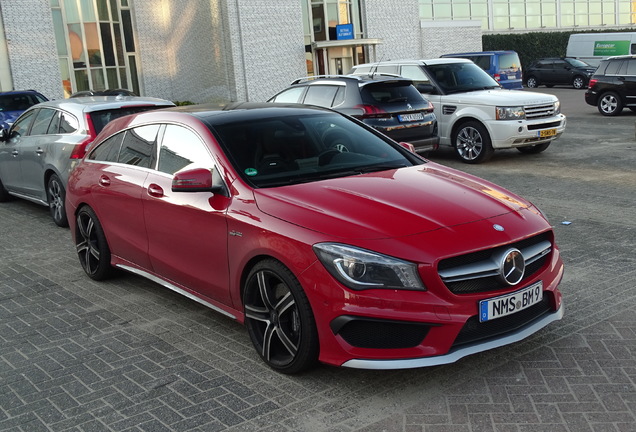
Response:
[527,121,562,131]
[451,296,553,348]
[525,103,557,119]
[331,316,432,349]
[438,233,552,295]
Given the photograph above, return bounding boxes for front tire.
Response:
[598,92,623,116]
[47,174,68,227]
[453,121,494,164]
[572,76,586,89]
[517,142,551,154]
[525,76,539,88]
[75,206,113,280]
[243,259,319,374]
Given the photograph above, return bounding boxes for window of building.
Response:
[50,0,140,97]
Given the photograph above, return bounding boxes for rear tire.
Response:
[75,206,113,280]
[598,92,623,116]
[47,174,68,227]
[453,121,494,164]
[525,76,539,88]
[517,142,551,154]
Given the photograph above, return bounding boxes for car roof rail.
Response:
[291,74,362,85]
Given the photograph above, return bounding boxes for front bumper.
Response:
[487,114,567,149]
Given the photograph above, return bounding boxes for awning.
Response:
[311,38,383,49]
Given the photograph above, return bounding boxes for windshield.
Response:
[0,93,46,112]
[565,58,592,68]
[426,62,500,94]
[211,112,422,188]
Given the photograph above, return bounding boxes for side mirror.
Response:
[416,83,437,94]
[172,167,226,195]
[398,141,416,153]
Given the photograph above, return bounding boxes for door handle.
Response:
[147,184,164,198]
[35,148,44,155]
[98,175,111,186]
[11,150,18,157]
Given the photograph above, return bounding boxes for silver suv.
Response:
[0,96,174,226]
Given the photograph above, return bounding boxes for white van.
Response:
[566,33,636,67]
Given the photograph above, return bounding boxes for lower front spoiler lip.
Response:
[341,304,564,370]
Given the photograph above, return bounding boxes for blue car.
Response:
[0,90,48,127]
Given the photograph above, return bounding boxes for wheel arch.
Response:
[449,116,491,148]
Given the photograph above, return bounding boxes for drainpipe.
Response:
[0,7,13,91]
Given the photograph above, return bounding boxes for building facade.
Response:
[0,0,634,104]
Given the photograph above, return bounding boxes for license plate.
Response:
[508,74,517,79]
[479,281,543,322]
[538,128,557,138]
[398,113,424,122]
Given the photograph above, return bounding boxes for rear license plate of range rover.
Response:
[479,281,543,322]
[398,113,424,122]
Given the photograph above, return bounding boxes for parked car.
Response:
[268,75,439,155]
[350,58,566,163]
[65,102,564,374]
[585,55,636,116]
[0,96,175,226]
[441,51,523,89]
[0,90,48,126]
[524,58,596,89]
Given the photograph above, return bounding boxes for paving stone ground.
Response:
[1,88,635,431]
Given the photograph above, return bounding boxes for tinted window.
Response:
[604,60,622,75]
[304,85,340,107]
[498,53,521,70]
[88,132,125,162]
[158,125,213,175]
[30,108,56,136]
[0,93,43,112]
[627,59,636,75]
[271,87,305,103]
[470,55,491,70]
[118,124,160,168]
[59,112,79,133]
[361,83,423,104]
[90,106,164,134]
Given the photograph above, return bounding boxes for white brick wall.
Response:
[420,21,483,58]
[362,0,421,61]
[0,0,62,99]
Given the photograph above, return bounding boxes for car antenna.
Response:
[369,53,387,78]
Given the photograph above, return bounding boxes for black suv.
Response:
[585,55,636,116]
[268,75,439,155]
[524,58,596,90]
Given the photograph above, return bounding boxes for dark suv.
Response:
[524,58,596,90]
[585,55,636,116]
[268,75,439,155]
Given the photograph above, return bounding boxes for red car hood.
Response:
[253,163,536,240]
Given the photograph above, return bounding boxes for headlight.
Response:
[496,106,525,120]
[313,243,426,291]
[554,100,561,114]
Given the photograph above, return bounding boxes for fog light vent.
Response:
[331,316,432,349]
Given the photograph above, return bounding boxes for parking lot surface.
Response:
[1,88,635,432]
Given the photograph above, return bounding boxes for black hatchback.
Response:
[585,55,636,116]
[524,58,596,90]
[268,75,439,155]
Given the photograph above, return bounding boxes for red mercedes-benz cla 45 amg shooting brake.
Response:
[66,103,564,374]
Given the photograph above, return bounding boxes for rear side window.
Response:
[88,132,125,162]
[118,124,160,168]
[470,55,491,70]
[304,85,341,107]
[59,112,79,133]
[627,59,636,75]
[604,60,622,75]
[270,87,305,103]
[89,106,165,134]
[400,65,430,84]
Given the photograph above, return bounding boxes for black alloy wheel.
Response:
[598,92,623,116]
[243,259,318,374]
[517,142,551,154]
[47,174,68,227]
[453,121,494,164]
[75,206,113,280]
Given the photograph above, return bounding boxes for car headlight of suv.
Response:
[554,100,561,114]
[313,243,426,291]
[496,106,525,120]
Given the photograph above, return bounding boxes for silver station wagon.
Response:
[0,96,174,226]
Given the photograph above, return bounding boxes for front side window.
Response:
[157,125,213,175]
[10,110,36,138]
[118,124,160,168]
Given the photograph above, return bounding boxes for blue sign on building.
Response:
[336,24,354,40]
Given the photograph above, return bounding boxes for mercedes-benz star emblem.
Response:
[499,248,525,285]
